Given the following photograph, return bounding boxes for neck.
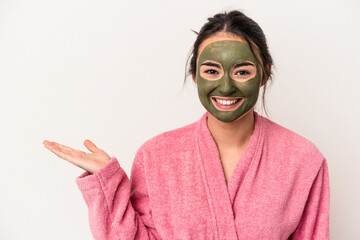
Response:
[207,109,255,149]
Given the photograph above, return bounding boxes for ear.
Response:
[260,64,272,87]
[192,73,197,84]
[260,75,269,87]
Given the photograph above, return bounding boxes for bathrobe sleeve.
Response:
[291,158,330,240]
[75,148,160,240]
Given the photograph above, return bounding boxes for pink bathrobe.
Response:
[76,111,330,240]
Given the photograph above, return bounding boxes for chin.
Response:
[211,108,253,123]
[212,112,243,123]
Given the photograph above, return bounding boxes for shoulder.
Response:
[260,115,325,165]
[136,118,199,155]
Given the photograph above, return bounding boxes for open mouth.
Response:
[211,96,244,111]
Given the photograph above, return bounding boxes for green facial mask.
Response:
[196,40,262,123]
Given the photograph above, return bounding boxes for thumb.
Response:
[84,139,99,153]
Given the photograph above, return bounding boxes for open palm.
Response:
[43,139,111,174]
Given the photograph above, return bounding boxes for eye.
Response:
[204,69,219,75]
[236,70,250,75]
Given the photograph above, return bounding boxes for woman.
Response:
[43,10,330,240]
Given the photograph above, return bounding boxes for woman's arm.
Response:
[43,139,160,239]
[76,149,160,240]
[291,158,330,240]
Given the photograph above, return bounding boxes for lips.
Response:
[211,96,242,104]
[210,96,244,111]
[211,96,242,100]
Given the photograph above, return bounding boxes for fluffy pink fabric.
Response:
[76,111,330,240]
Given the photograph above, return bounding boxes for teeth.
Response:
[214,98,240,105]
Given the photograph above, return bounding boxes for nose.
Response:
[218,74,236,95]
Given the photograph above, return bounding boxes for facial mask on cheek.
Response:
[196,40,262,123]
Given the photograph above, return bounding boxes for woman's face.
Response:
[194,33,262,123]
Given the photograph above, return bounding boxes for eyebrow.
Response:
[233,62,255,68]
[200,61,255,69]
[200,62,221,68]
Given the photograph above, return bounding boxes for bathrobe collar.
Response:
[195,110,265,239]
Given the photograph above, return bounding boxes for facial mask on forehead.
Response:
[196,40,262,123]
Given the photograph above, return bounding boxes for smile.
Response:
[211,96,244,111]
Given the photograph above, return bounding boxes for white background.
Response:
[1,0,359,239]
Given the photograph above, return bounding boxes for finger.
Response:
[84,139,99,153]
[45,142,88,169]
[43,140,75,152]
[52,142,76,152]
[44,142,73,161]
[44,142,83,162]
[43,140,57,149]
